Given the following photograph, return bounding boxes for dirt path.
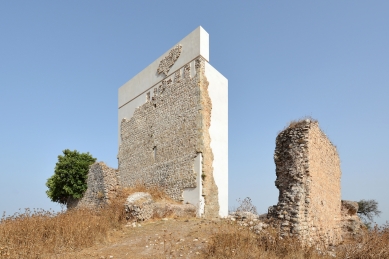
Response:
[61,218,219,259]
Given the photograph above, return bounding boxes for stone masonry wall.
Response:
[268,119,342,246]
[67,162,119,209]
[118,58,219,217]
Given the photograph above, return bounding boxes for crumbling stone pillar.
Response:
[268,119,342,246]
[67,162,119,209]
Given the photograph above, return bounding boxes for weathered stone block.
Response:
[125,192,155,221]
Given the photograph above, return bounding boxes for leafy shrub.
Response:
[46,149,96,204]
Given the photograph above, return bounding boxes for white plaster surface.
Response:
[183,153,204,216]
[205,62,228,218]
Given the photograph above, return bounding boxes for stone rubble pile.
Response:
[227,212,269,233]
[125,192,196,222]
[340,200,366,240]
[125,192,155,221]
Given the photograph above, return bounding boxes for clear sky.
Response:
[1,1,388,224]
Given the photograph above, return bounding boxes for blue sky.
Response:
[1,1,388,224]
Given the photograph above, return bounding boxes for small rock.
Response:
[162,218,168,221]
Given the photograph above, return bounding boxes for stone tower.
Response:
[117,27,228,218]
[268,119,342,245]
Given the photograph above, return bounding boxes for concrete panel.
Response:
[205,63,228,217]
[183,153,205,216]
[118,26,209,108]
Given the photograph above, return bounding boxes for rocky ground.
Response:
[60,217,219,259]
[57,194,365,259]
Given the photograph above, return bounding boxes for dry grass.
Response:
[203,221,389,259]
[336,224,389,258]
[203,221,329,259]
[1,187,388,259]
[286,116,317,130]
[0,190,128,259]
[0,185,172,259]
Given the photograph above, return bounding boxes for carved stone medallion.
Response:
[157,45,182,76]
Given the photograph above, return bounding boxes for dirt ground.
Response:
[59,217,219,259]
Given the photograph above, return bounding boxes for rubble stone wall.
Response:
[269,120,342,245]
[118,58,219,217]
[340,200,365,240]
[67,162,118,209]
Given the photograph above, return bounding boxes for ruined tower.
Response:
[268,119,342,245]
[117,27,228,218]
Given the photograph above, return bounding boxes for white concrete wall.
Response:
[205,63,228,218]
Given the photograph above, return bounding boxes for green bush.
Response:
[46,149,96,204]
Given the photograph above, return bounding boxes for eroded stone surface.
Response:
[125,192,155,221]
[268,120,342,246]
[118,58,219,217]
[340,200,365,240]
[67,162,118,209]
[124,192,196,221]
[153,202,196,218]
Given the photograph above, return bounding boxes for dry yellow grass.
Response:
[0,185,173,259]
[1,189,388,259]
[0,189,128,259]
[204,220,389,259]
[204,221,329,259]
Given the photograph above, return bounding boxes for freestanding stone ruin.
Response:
[268,119,343,245]
[117,27,228,218]
[67,162,119,209]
